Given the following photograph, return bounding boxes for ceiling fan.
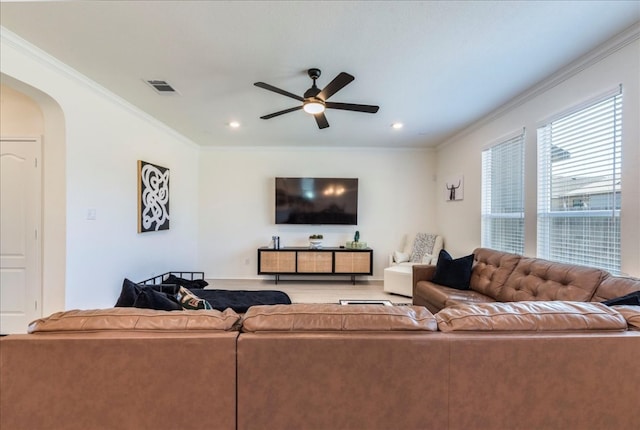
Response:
[254,68,379,129]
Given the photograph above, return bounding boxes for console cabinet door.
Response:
[334,252,371,274]
[259,251,296,273]
[297,252,333,273]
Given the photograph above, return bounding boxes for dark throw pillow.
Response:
[150,284,181,296]
[115,278,141,307]
[165,274,209,289]
[133,288,183,311]
[432,249,474,290]
[602,291,640,306]
[115,278,182,311]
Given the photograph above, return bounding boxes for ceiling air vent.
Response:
[144,79,180,95]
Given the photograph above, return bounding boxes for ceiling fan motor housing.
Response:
[304,88,321,99]
[307,68,321,80]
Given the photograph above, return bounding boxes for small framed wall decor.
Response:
[138,160,170,232]
[444,174,464,202]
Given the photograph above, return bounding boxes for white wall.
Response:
[435,35,640,276]
[1,34,201,309]
[198,147,437,280]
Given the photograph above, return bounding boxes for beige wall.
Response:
[435,36,640,277]
[198,147,438,279]
[0,84,44,135]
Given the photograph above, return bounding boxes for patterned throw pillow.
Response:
[410,233,437,263]
[176,286,213,310]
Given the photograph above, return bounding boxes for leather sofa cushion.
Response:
[435,301,627,332]
[28,307,240,333]
[469,247,521,298]
[497,257,606,302]
[242,304,437,332]
[415,281,495,311]
[613,305,640,329]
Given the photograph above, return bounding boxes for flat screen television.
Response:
[275,177,358,225]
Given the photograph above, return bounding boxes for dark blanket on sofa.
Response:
[195,289,292,313]
[603,290,640,306]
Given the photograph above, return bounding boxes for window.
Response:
[537,87,622,273]
[481,130,525,254]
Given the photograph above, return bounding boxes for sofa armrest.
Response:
[412,265,436,295]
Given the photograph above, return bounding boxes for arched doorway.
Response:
[0,75,67,333]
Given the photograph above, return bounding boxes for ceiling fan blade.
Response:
[325,102,379,113]
[314,112,330,129]
[254,82,304,102]
[260,106,303,119]
[317,72,354,101]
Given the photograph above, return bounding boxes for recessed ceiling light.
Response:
[229,121,240,128]
[391,122,403,129]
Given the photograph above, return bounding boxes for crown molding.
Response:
[0,26,199,149]
[437,21,640,150]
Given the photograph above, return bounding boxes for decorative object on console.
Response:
[309,234,323,249]
[137,160,170,233]
[345,230,366,249]
[444,174,464,201]
[431,249,474,290]
[271,235,281,249]
[346,241,367,249]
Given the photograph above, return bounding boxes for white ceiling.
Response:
[1,1,639,149]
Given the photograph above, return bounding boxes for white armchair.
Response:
[388,233,444,267]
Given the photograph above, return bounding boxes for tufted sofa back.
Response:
[592,275,640,302]
[497,257,607,302]
[469,248,521,298]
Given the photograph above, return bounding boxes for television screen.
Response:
[275,177,358,225]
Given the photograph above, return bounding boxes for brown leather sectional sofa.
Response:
[2,298,639,430]
[413,247,640,313]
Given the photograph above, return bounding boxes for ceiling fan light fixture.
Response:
[303,99,325,114]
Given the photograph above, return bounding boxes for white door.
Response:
[0,139,42,334]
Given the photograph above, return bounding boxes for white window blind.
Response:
[481,130,525,254]
[537,88,622,273]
